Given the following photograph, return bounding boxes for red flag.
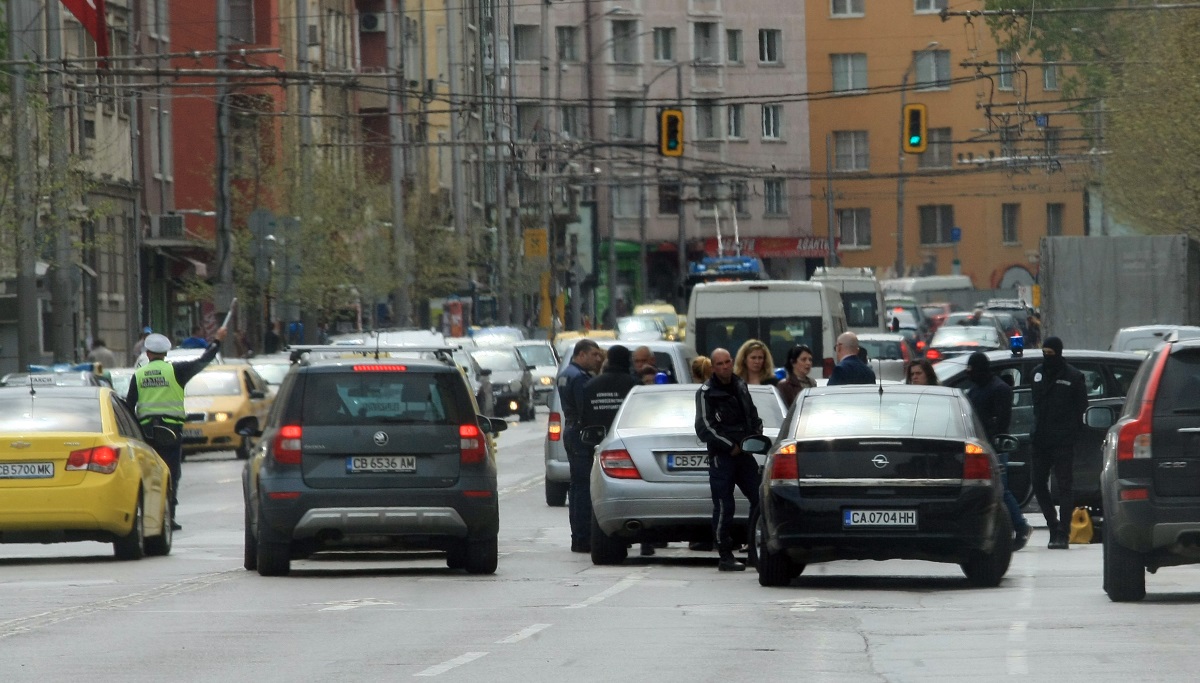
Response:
[61,0,110,60]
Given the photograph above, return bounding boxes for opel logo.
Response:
[871,454,889,469]
[373,431,389,446]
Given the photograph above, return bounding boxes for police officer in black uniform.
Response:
[580,345,643,555]
[558,339,603,552]
[1030,336,1088,550]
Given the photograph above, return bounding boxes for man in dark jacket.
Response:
[558,339,604,552]
[827,332,877,386]
[965,352,1032,550]
[695,348,763,571]
[1030,336,1089,549]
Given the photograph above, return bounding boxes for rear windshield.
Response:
[696,317,823,367]
[0,396,103,432]
[301,371,469,425]
[516,345,557,368]
[617,389,783,430]
[841,292,879,329]
[794,392,969,439]
[186,372,242,397]
[858,339,905,360]
[932,326,1002,346]
[1154,349,1200,415]
[251,363,290,385]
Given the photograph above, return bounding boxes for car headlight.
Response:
[509,379,523,392]
[211,412,232,422]
[538,375,553,386]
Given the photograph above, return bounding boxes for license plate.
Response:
[666,454,709,470]
[843,509,917,528]
[0,462,54,479]
[346,456,417,473]
[182,429,204,439]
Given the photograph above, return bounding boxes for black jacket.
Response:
[966,374,1014,440]
[695,374,762,456]
[1030,360,1088,448]
[581,367,640,433]
[827,355,877,386]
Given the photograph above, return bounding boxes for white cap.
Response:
[144,333,172,353]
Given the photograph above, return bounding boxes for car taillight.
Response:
[273,424,303,465]
[963,443,991,481]
[547,412,562,442]
[460,423,487,465]
[769,443,798,480]
[1117,347,1169,461]
[925,348,942,362]
[598,449,640,479]
[65,446,120,474]
[822,357,835,376]
[353,364,407,372]
[916,340,927,352]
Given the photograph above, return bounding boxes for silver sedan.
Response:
[589,384,785,564]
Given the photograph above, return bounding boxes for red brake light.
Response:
[598,449,640,479]
[352,364,407,372]
[65,446,120,474]
[1117,348,1170,461]
[548,412,562,442]
[273,424,303,464]
[1119,487,1149,501]
[916,340,926,351]
[460,423,487,465]
[963,443,991,480]
[769,443,798,480]
[925,348,942,361]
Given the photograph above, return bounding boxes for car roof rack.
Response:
[288,344,461,366]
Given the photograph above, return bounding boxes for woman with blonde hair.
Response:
[734,339,778,386]
[690,355,712,383]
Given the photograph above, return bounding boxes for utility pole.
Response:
[388,0,412,326]
[215,0,235,316]
[507,0,525,328]
[492,0,511,325]
[675,65,686,313]
[825,133,838,268]
[446,4,466,241]
[47,0,75,361]
[10,0,39,368]
[539,0,553,332]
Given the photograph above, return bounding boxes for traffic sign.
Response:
[524,228,548,260]
[950,227,962,243]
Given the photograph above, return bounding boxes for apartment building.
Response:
[806,1,1089,289]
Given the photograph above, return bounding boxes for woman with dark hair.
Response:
[905,358,940,386]
[777,344,817,407]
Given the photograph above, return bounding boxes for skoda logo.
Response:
[871,454,890,469]
[373,431,389,446]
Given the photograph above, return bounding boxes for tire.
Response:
[756,519,794,587]
[255,508,291,577]
[590,513,628,565]
[242,506,258,571]
[961,510,1013,587]
[1103,517,1146,602]
[446,542,467,570]
[236,437,250,460]
[145,498,173,557]
[113,495,146,561]
[545,480,569,507]
[464,537,498,575]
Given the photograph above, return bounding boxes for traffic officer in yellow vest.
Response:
[125,326,227,530]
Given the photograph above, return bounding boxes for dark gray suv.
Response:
[241,346,507,576]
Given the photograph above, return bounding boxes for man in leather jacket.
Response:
[1030,336,1088,549]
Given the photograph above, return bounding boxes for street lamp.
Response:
[895,41,939,278]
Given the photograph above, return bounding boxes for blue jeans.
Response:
[1000,453,1027,533]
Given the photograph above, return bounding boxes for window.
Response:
[764,178,786,215]
[696,100,719,140]
[831,53,867,92]
[1045,127,1061,156]
[761,104,782,140]
[838,208,871,247]
[516,103,540,140]
[727,29,743,64]
[230,0,254,43]
[653,28,675,61]
[915,0,947,11]
[658,181,681,215]
[727,104,744,138]
[834,130,869,171]
[758,29,782,64]
[559,105,582,139]
[1002,203,1020,243]
[694,22,719,63]
[322,9,351,70]
[612,184,640,218]
[831,0,864,16]
[514,24,540,61]
[1046,203,1064,237]
[731,181,750,215]
[915,50,951,89]
[918,127,952,168]
[612,20,638,63]
[997,50,1015,90]
[919,204,955,244]
[698,177,719,213]
[556,26,579,62]
[1043,62,1061,91]
[612,99,637,139]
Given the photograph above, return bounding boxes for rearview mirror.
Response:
[249,389,266,400]
[740,435,772,455]
[580,424,607,447]
[991,434,1020,453]
[235,416,261,438]
[478,416,508,435]
[1085,406,1115,430]
[479,368,492,377]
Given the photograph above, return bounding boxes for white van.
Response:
[811,267,885,334]
[879,275,974,299]
[686,281,848,379]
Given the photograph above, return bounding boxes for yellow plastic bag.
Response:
[1069,507,1094,545]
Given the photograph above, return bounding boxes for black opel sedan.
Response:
[744,384,1015,588]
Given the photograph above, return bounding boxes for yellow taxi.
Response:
[633,302,687,341]
[182,365,273,460]
[0,385,172,559]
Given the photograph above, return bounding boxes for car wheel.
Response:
[755,518,794,587]
[446,542,467,570]
[1103,516,1146,602]
[113,494,146,561]
[545,480,568,507]
[236,437,250,460]
[961,510,1013,587]
[242,506,258,571]
[145,498,173,557]
[255,508,291,577]
[590,513,628,565]
[464,537,498,575]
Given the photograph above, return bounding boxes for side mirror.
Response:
[249,389,267,400]
[580,424,607,447]
[1085,406,1116,430]
[741,435,773,455]
[479,368,493,377]
[991,434,1020,453]
[235,416,261,438]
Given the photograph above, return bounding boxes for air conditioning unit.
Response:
[152,213,185,239]
[360,13,385,33]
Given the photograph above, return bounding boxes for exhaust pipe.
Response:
[624,520,642,532]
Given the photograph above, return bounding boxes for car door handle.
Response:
[1178,428,1200,433]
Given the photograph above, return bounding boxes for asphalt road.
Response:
[3,409,1199,682]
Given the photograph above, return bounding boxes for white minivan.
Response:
[685,281,848,379]
[811,266,885,334]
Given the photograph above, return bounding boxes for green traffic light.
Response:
[909,135,921,145]
[668,140,679,149]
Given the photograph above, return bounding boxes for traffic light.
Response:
[658,108,684,157]
[902,103,928,154]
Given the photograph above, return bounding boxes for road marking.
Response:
[1007,621,1028,675]
[216,477,238,484]
[414,652,489,677]
[316,598,394,611]
[495,623,552,644]
[498,474,543,498]
[565,574,642,609]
